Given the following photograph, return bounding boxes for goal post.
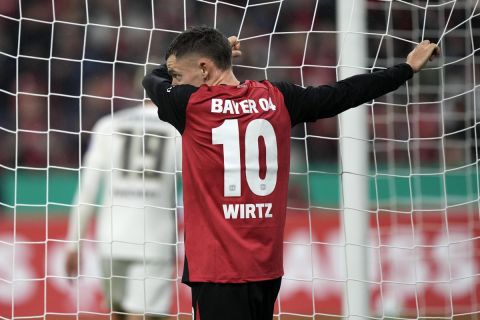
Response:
[336,0,370,319]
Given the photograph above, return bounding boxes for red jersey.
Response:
[143,63,414,283]
[182,80,291,282]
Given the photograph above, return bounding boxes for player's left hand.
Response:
[406,40,440,73]
[228,36,241,58]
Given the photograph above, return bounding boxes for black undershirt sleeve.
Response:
[142,64,198,134]
[272,63,414,127]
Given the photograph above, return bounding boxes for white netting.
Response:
[0,0,479,319]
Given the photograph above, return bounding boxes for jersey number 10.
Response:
[212,119,278,197]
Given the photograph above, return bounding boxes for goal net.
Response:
[0,0,479,319]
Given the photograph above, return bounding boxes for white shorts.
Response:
[102,258,174,316]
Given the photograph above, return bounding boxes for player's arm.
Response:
[273,64,413,126]
[274,41,439,126]
[65,121,107,278]
[142,65,197,134]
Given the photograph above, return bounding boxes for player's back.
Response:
[143,55,420,283]
[81,105,180,260]
[181,80,291,282]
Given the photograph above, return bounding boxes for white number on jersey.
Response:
[212,119,278,197]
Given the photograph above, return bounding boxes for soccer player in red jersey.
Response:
[142,26,439,320]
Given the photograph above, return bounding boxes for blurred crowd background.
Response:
[0,0,477,180]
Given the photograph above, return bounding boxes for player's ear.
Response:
[198,59,209,81]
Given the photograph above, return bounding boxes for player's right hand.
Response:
[406,40,440,73]
[228,36,241,58]
[65,249,79,280]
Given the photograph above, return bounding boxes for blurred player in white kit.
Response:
[65,101,180,320]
